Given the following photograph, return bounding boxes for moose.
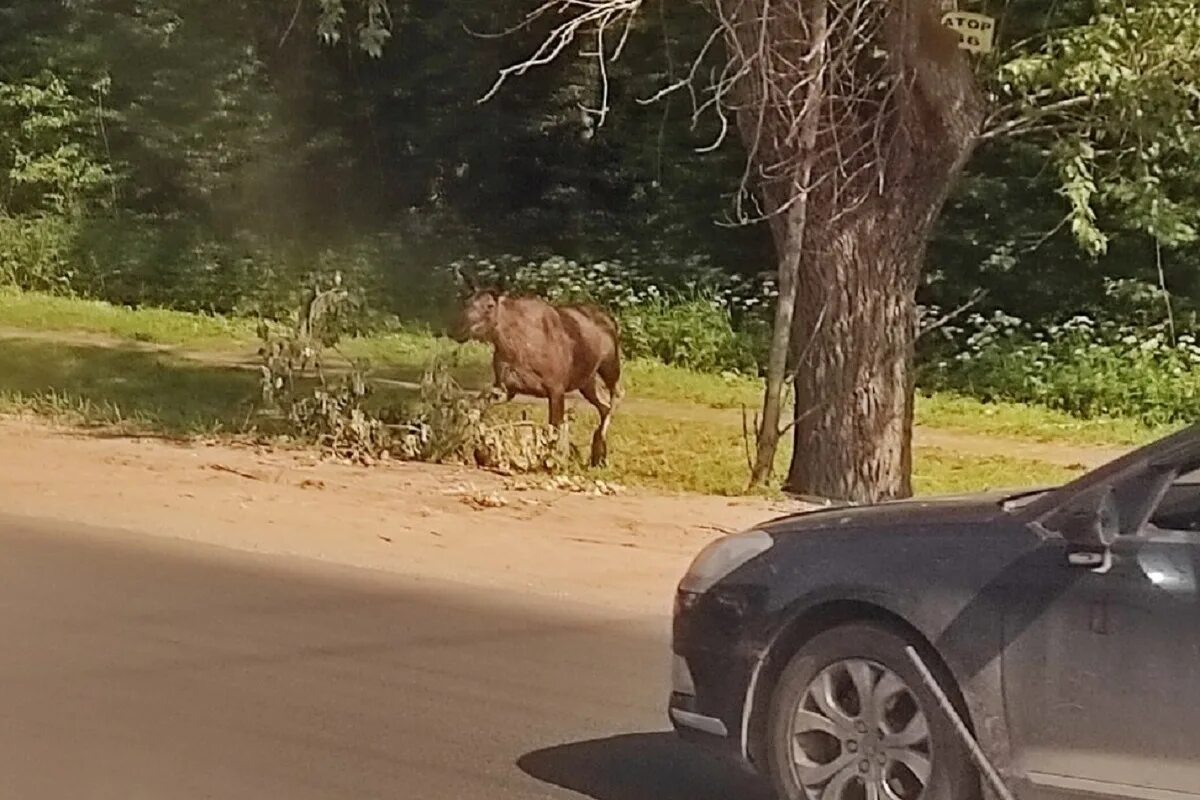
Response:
[451,270,623,467]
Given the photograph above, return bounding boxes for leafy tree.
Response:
[0,73,115,214]
[989,0,1200,255]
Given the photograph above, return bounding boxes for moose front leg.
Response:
[548,392,570,462]
[487,358,514,403]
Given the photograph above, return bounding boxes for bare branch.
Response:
[279,0,305,48]
[980,94,1095,141]
[916,289,988,340]
[477,0,643,105]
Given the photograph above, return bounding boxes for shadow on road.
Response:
[517,732,772,800]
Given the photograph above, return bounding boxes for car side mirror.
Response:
[1042,488,1120,570]
[1055,506,1112,547]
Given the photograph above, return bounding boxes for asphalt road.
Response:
[0,515,769,800]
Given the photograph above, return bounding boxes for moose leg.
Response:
[598,356,623,411]
[487,359,511,403]
[580,378,611,468]
[548,391,570,461]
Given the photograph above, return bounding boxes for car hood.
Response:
[759,488,1051,536]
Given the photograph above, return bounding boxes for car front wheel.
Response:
[765,622,978,800]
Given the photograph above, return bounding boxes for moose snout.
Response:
[448,317,472,343]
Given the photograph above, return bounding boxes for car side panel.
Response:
[754,522,1045,792]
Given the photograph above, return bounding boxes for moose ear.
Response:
[456,266,479,293]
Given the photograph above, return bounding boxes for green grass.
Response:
[545,409,1081,497]
[340,335,765,409]
[916,392,1167,447]
[0,290,1145,496]
[0,330,1086,496]
[0,338,259,434]
[911,448,1082,496]
[0,287,255,346]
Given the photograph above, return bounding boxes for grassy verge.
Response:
[0,341,1081,496]
[0,291,1130,495]
[0,288,256,346]
[915,392,1166,447]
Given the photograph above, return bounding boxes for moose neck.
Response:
[488,295,544,361]
[487,296,516,354]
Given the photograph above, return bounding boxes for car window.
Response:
[1148,464,1200,533]
[1177,467,1200,485]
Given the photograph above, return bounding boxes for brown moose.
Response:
[451,270,623,467]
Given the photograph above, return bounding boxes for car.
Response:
[669,423,1200,800]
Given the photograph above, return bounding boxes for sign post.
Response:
[941,10,997,54]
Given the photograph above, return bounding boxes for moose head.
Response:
[451,267,507,343]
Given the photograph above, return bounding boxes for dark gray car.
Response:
[669,424,1200,800]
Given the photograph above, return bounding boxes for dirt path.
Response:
[0,418,798,615]
[0,326,1132,470]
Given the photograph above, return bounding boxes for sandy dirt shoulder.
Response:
[0,418,800,616]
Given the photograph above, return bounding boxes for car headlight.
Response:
[678,528,774,594]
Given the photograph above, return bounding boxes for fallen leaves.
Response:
[507,474,627,496]
[459,490,509,510]
[440,473,630,513]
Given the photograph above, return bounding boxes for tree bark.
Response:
[784,211,925,502]
[780,0,985,503]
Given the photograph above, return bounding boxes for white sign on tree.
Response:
[942,11,997,54]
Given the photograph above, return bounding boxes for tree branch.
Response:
[278,0,305,48]
[980,94,1095,141]
[916,288,988,340]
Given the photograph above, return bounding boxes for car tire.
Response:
[765,622,979,800]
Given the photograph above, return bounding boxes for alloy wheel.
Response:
[788,658,933,800]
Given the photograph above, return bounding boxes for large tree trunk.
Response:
[784,209,925,502]
[779,0,985,503]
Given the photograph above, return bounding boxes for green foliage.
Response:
[0,288,1155,496]
[0,73,115,214]
[254,273,569,471]
[414,358,568,472]
[255,276,393,462]
[621,299,765,374]
[1,0,1197,470]
[0,213,77,291]
[922,285,1200,426]
[994,0,1200,253]
[317,0,396,57]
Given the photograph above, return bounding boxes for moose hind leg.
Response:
[598,356,623,410]
[580,378,612,468]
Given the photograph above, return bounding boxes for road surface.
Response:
[0,515,768,800]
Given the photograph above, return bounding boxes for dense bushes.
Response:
[2,218,1193,427]
[921,283,1198,426]
[0,212,396,320]
[0,213,76,292]
[0,215,774,371]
